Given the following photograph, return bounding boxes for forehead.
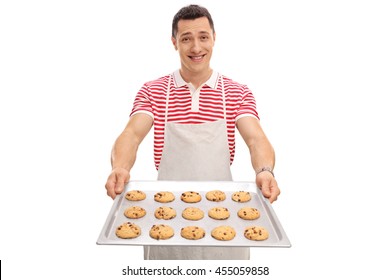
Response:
[177,17,213,37]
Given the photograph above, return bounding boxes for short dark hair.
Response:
[172,5,215,38]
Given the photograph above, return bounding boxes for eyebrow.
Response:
[179,31,211,37]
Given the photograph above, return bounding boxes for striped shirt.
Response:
[130,70,259,170]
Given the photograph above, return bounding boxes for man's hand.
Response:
[105,167,130,199]
[256,171,280,203]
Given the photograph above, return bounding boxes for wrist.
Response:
[255,167,275,178]
[112,166,130,172]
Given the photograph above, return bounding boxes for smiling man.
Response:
[172,15,215,88]
[105,5,280,260]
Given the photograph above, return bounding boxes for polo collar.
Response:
[173,69,219,89]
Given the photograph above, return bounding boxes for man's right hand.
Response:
[105,167,130,199]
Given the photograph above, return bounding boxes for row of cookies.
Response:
[126,190,252,203]
[124,206,261,221]
[116,222,269,241]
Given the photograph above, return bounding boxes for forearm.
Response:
[248,135,275,173]
[237,117,279,202]
[110,130,140,171]
[110,114,153,172]
[237,116,275,173]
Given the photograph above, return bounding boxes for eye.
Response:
[200,35,209,41]
[181,37,190,43]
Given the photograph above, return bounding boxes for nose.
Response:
[190,39,201,53]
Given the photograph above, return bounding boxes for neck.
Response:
[180,68,213,89]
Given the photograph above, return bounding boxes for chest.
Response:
[168,87,225,112]
[150,83,243,124]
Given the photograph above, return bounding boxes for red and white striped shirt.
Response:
[130,70,259,170]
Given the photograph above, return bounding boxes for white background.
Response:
[1,0,389,279]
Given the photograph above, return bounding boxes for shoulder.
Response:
[143,74,171,88]
[220,74,252,93]
[136,74,171,98]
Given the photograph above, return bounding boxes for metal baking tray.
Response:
[97,180,291,247]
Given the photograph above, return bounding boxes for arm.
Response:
[105,113,153,199]
[236,116,280,203]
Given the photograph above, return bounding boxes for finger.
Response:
[107,189,116,199]
[105,175,117,199]
[268,184,281,203]
[268,193,277,203]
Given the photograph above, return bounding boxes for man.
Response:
[105,5,280,260]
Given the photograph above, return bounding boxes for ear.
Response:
[171,36,178,50]
[213,32,216,45]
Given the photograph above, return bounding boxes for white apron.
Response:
[144,74,250,260]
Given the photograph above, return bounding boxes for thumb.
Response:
[261,182,272,199]
[257,176,271,198]
[115,172,130,194]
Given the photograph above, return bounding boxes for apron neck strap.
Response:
[164,75,172,123]
[220,74,227,120]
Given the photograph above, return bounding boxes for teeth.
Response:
[191,55,203,60]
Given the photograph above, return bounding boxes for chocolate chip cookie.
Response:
[244,226,269,241]
[180,226,206,240]
[211,226,236,241]
[237,207,260,220]
[154,206,177,220]
[149,224,174,240]
[181,191,202,203]
[231,191,251,202]
[154,191,175,203]
[115,222,141,239]
[208,207,230,220]
[124,206,146,219]
[182,207,204,221]
[206,190,226,202]
[125,190,146,201]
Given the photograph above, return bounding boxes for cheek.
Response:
[203,42,214,52]
[178,49,186,57]
[178,46,189,56]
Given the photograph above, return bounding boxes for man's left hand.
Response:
[256,172,280,203]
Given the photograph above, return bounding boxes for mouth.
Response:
[188,54,206,62]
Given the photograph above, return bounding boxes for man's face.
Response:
[172,17,215,75]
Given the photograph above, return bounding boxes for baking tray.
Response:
[97,180,291,247]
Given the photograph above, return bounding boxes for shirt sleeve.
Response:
[130,83,154,119]
[235,85,260,121]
